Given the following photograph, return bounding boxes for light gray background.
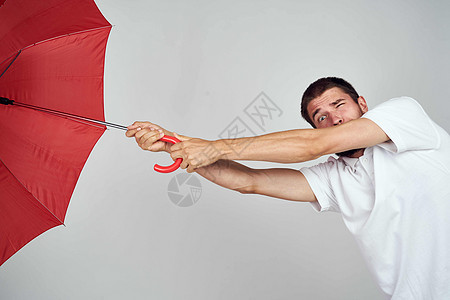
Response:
[1,0,449,299]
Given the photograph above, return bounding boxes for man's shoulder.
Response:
[363,96,425,127]
[374,96,422,111]
[364,96,441,153]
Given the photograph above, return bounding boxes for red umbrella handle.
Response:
[154,135,182,173]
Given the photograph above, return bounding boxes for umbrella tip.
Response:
[0,97,14,105]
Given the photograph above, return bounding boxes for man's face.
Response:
[307,87,368,129]
[306,87,369,157]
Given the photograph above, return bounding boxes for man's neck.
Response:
[337,148,365,158]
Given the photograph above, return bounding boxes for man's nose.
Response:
[331,113,343,126]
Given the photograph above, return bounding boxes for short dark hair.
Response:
[301,77,359,127]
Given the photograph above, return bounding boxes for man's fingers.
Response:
[180,159,189,170]
[126,121,164,137]
[170,149,185,161]
[173,132,190,142]
[128,121,154,129]
[170,142,183,152]
[142,138,162,150]
[187,165,196,173]
[134,127,163,141]
[126,127,141,137]
[134,128,150,140]
[126,125,149,137]
[137,130,164,150]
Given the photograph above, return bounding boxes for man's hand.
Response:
[126,121,223,173]
[170,134,224,173]
[126,121,170,152]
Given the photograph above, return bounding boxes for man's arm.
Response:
[170,118,390,171]
[196,160,316,202]
[223,118,390,162]
[126,121,316,202]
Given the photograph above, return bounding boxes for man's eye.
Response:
[318,115,326,122]
[337,103,344,108]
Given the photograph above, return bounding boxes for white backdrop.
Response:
[1,0,449,299]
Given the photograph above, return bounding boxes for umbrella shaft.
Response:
[1,99,127,131]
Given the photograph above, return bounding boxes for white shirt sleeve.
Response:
[300,158,341,213]
[362,97,440,153]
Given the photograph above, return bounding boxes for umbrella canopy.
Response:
[0,0,112,266]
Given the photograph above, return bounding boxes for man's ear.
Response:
[358,96,368,113]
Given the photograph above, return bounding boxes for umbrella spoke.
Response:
[0,50,21,79]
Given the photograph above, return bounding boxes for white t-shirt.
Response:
[300,97,450,299]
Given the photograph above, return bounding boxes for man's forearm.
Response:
[212,118,389,164]
[164,118,389,171]
[195,160,255,193]
[161,137,256,192]
[214,129,322,164]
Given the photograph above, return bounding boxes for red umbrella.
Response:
[0,0,180,266]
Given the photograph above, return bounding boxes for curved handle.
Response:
[154,135,182,173]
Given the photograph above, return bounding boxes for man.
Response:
[126,77,450,299]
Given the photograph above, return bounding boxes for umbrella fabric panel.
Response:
[0,0,110,62]
[0,0,112,266]
[0,162,63,266]
[0,28,111,121]
[0,105,105,223]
